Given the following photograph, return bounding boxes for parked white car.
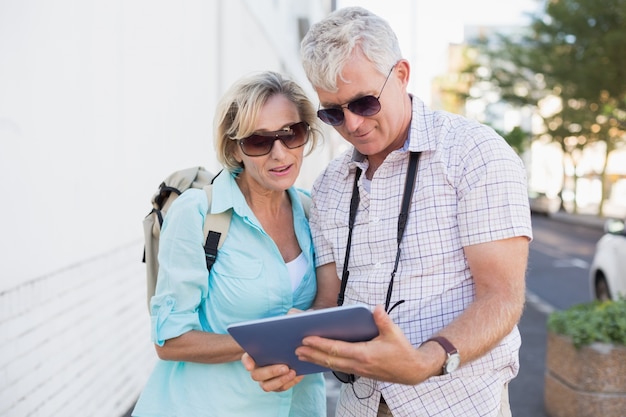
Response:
[589,218,626,301]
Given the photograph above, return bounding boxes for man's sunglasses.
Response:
[317,66,394,126]
[237,121,310,157]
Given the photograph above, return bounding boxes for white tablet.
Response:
[227,304,378,375]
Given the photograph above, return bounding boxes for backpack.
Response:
[142,166,311,310]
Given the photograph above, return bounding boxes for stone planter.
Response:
[544,331,626,417]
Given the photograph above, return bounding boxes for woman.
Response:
[132,71,326,417]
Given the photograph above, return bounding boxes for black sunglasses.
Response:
[238,121,310,157]
[317,66,395,126]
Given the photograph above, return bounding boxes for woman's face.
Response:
[234,94,306,194]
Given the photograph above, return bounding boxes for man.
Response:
[244,7,532,417]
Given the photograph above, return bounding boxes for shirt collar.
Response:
[342,94,436,179]
[209,169,241,214]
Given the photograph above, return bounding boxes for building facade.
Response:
[0,1,332,416]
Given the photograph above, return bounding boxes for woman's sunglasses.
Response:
[317,66,394,126]
[237,121,310,157]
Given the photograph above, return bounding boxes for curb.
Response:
[548,211,607,230]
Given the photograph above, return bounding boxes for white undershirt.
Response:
[362,177,371,193]
[286,252,307,291]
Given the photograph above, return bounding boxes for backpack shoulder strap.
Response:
[201,185,309,272]
[202,183,231,271]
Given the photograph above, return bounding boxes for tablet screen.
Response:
[227,304,378,375]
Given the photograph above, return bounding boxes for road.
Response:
[508,213,604,417]
[526,214,604,310]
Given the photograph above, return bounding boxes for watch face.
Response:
[445,353,461,373]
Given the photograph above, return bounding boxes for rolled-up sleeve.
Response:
[150,189,209,346]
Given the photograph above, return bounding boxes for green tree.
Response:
[469,0,626,215]
[498,126,529,155]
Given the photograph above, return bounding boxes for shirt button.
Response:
[371,217,380,224]
[374,262,382,269]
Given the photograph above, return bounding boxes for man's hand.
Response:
[295,305,442,385]
[241,353,304,392]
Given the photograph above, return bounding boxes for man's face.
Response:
[315,53,411,163]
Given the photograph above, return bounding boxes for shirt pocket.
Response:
[212,252,263,280]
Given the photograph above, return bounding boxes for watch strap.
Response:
[424,336,458,355]
[424,336,460,375]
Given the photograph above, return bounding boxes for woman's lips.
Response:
[270,164,292,175]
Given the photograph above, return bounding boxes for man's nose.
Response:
[342,108,365,131]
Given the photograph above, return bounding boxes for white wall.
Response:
[0,0,332,415]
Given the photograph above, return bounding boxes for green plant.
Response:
[547,299,626,348]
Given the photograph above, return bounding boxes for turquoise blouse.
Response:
[132,170,325,417]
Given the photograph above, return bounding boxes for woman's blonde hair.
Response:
[214,71,320,171]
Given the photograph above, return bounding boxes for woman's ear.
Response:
[233,151,246,169]
[233,145,244,165]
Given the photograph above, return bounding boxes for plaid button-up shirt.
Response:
[310,96,533,417]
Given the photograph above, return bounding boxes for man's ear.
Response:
[395,59,411,87]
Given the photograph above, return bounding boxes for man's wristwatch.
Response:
[424,336,461,375]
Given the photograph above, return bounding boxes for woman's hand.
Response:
[241,353,304,392]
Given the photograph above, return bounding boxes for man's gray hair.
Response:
[300,6,403,92]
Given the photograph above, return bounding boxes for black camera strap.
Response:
[336,151,421,309]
